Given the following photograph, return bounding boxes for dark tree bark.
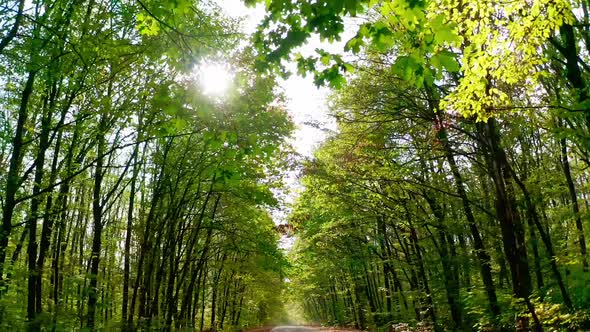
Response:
[86,115,108,329]
[477,119,541,331]
[122,141,140,324]
[478,120,532,298]
[26,93,53,329]
[0,0,25,55]
[560,136,589,270]
[0,71,36,286]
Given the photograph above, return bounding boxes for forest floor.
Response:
[243,324,428,332]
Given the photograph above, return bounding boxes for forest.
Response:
[1,0,590,331]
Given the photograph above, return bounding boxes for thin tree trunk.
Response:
[27,90,55,327]
[86,115,108,329]
[560,136,589,270]
[122,142,140,325]
[0,71,36,286]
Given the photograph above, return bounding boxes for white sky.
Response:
[217,0,339,157]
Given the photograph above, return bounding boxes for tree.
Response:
[0,1,294,330]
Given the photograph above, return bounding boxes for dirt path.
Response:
[245,327,359,332]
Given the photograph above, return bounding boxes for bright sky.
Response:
[197,61,233,97]
[216,0,339,157]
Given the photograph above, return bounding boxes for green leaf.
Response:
[434,25,460,46]
[436,51,461,72]
[392,55,421,83]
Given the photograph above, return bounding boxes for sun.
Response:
[197,62,233,97]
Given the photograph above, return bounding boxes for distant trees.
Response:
[289,60,590,331]
[0,0,292,330]
[252,0,590,330]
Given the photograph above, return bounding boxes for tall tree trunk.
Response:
[406,206,437,328]
[424,194,462,330]
[527,214,544,291]
[210,252,227,331]
[122,141,140,325]
[479,120,532,297]
[86,115,108,329]
[376,216,393,319]
[560,136,589,270]
[35,86,69,319]
[0,71,36,286]
[27,89,55,327]
[477,119,539,331]
[508,164,573,309]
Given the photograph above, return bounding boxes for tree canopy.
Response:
[0,0,292,330]
[250,0,590,331]
[1,0,590,331]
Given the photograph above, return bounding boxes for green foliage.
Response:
[253,0,574,120]
[0,0,293,330]
[3,0,590,330]
[285,45,590,330]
